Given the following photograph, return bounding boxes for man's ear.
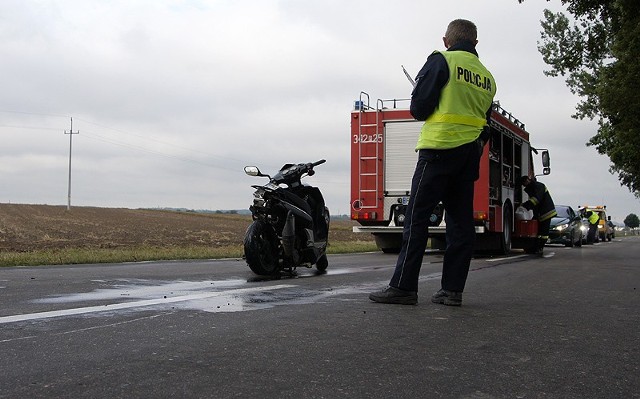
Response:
[442,37,450,48]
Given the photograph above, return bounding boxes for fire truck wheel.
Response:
[500,205,513,254]
[373,233,402,253]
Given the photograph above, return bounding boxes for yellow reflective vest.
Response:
[588,211,600,225]
[416,50,497,150]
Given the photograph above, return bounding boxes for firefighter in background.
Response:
[583,209,600,244]
[518,175,557,254]
[369,19,496,307]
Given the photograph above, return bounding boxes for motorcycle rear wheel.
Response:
[244,220,280,275]
[315,254,328,272]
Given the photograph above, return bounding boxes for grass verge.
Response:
[0,241,379,267]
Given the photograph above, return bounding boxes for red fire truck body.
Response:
[350,92,549,253]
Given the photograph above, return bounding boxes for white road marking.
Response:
[0,335,38,343]
[0,284,296,324]
[485,255,529,262]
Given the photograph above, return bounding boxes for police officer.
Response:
[518,175,557,254]
[584,210,600,244]
[369,19,496,307]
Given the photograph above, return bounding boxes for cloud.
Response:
[1,0,638,221]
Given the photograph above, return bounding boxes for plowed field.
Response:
[0,204,371,252]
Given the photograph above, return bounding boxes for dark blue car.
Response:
[548,205,584,247]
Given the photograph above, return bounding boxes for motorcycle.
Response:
[243,159,330,276]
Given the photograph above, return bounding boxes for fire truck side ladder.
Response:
[356,92,382,211]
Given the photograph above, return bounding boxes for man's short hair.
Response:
[445,19,478,46]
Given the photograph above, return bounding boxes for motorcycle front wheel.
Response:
[315,254,328,272]
[244,220,280,275]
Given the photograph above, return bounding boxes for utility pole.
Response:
[65,117,79,211]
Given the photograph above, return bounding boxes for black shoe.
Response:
[369,286,418,305]
[431,289,462,306]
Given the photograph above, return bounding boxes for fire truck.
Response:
[350,91,551,254]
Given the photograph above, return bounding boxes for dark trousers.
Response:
[537,218,552,251]
[587,224,598,244]
[390,141,481,293]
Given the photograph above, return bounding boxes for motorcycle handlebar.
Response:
[304,159,326,175]
[266,160,326,184]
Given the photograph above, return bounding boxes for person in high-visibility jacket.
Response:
[518,175,557,254]
[369,19,496,307]
[584,210,600,244]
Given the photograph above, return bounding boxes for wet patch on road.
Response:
[1,255,527,324]
[1,277,381,324]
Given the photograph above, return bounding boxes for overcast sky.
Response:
[1,0,638,222]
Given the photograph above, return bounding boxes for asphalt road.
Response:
[1,237,639,398]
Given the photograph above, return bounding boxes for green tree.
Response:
[623,213,639,228]
[519,0,640,197]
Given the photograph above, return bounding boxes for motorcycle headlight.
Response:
[253,188,265,199]
[555,223,569,231]
[252,188,266,207]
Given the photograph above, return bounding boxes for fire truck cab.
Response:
[350,91,550,254]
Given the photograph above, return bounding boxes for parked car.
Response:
[548,205,583,247]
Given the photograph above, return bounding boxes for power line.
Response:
[72,117,247,165]
[0,124,60,131]
[79,131,240,171]
[0,109,69,118]
[1,113,248,172]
